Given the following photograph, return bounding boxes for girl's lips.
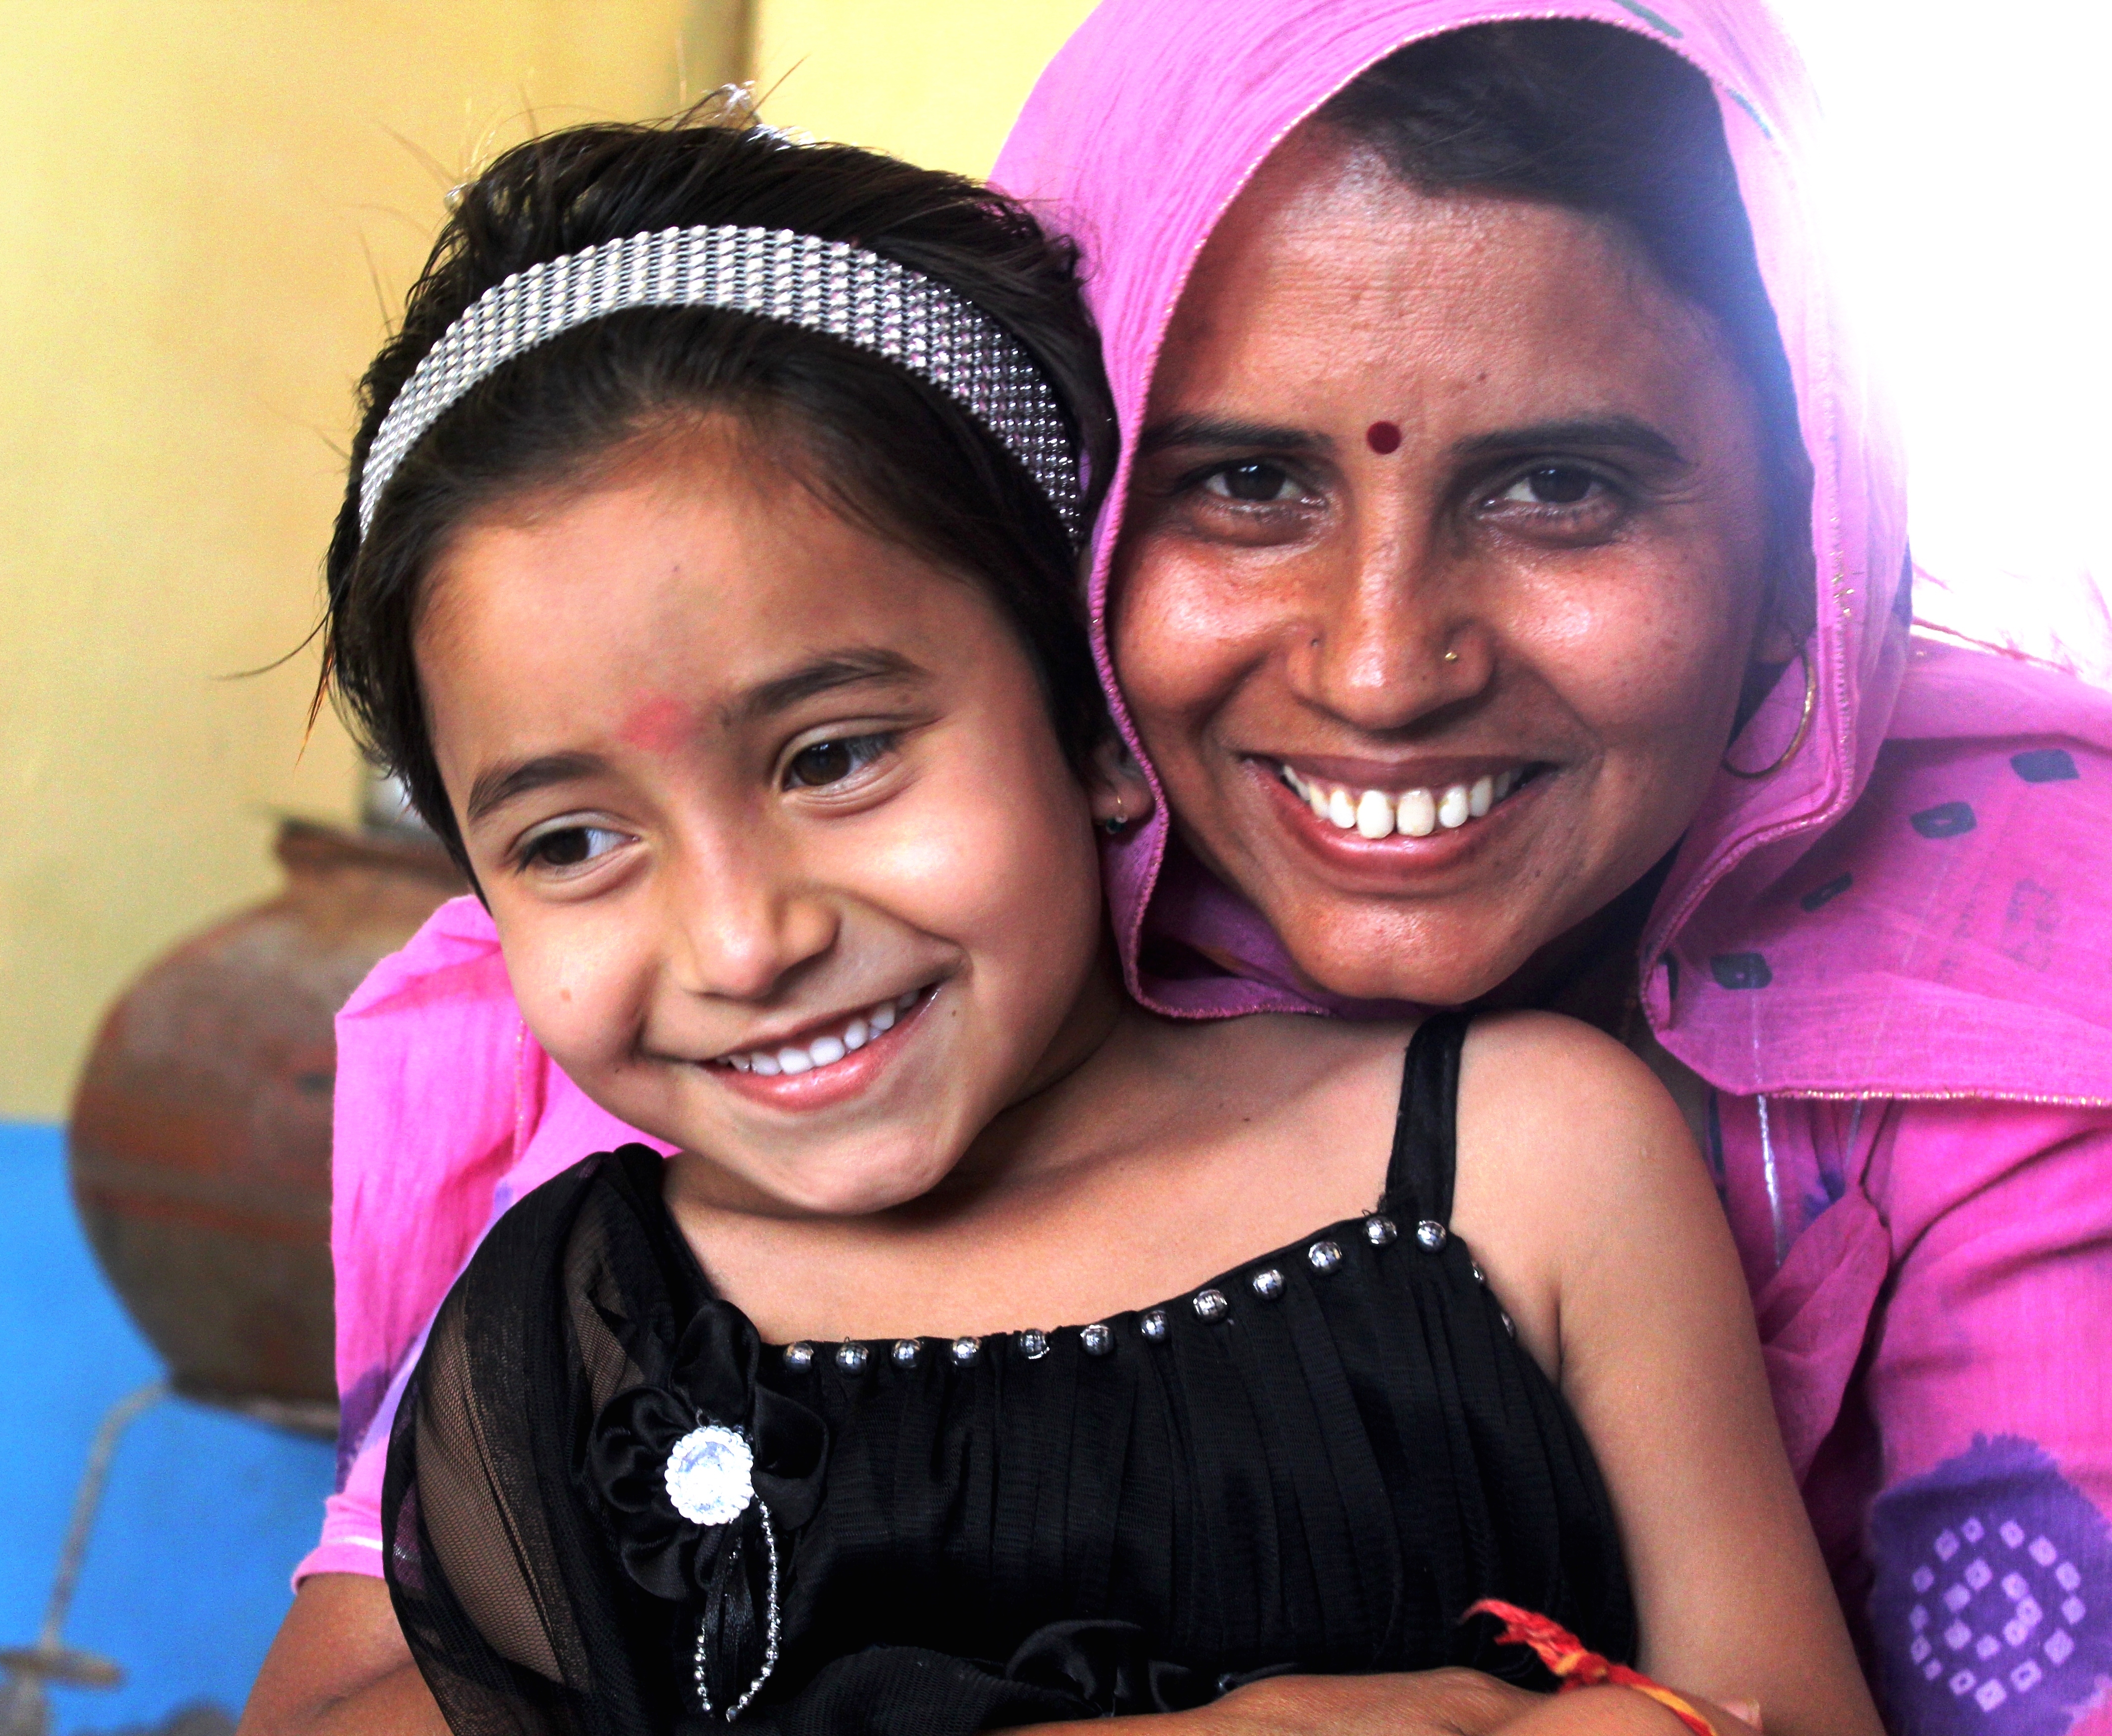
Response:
[709,985,935,1113]
[1251,756,1549,883]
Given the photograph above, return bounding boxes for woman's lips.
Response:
[707,986,934,1111]
[1255,756,1548,875]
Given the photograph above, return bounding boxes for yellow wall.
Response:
[0,3,740,1120]
[0,0,1089,1122]
[750,1,1095,176]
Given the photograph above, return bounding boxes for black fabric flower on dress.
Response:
[588,1301,826,1714]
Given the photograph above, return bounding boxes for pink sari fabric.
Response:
[306,6,2112,1730]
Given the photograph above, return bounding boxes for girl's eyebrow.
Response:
[728,647,927,724]
[465,650,927,826]
[467,750,606,826]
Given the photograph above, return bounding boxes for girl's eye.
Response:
[1494,465,1603,507]
[785,733,892,790]
[521,825,626,872]
[1202,461,1302,504]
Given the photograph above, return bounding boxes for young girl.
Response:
[301,113,1877,1736]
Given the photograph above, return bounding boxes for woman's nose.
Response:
[1284,514,1488,732]
[660,832,839,1004]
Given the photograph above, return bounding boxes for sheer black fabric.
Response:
[384,1013,1635,1733]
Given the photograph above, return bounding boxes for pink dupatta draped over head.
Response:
[990,0,2112,1104]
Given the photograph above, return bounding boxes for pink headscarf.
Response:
[990,0,2112,1103]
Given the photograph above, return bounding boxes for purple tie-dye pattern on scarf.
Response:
[1870,1437,2112,1736]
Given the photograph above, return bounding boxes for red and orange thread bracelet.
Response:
[1465,1600,1718,1736]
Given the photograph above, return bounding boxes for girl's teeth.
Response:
[1398,788,1436,837]
[724,989,922,1074]
[1327,788,1356,829]
[1437,784,1471,829]
[1355,789,1394,839]
[1469,775,1493,818]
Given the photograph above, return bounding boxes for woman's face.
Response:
[418,419,1124,1217]
[1113,126,1778,1005]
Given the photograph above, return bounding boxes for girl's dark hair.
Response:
[322,106,1114,875]
[1318,22,1815,647]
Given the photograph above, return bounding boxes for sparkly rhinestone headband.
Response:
[357,223,1082,539]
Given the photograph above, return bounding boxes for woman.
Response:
[249,1,2112,1733]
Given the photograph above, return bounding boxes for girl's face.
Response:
[1114,128,1778,1005]
[418,420,1123,1217]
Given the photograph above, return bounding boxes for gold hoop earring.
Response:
[1721,640,1816,779]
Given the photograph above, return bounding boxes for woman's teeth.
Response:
[1278,765,1524,840]
[720,990,921,1077]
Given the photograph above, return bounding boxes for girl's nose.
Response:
[1285,512,1490,732]
[661,834,839,1004]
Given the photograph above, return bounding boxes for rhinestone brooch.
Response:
[1250,1268,1284,1301]
[1415,1220,1447,1252]
[1080,1323,1114,1356]
[1193,1288,1230,1322]
[1365,1216,1398,1246]
[663,1424,755,1528]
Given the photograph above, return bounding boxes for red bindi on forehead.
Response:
[617,694,695,754]
[1366,421,1402,455]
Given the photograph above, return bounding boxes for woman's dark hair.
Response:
[1318,22,1816,651]
[321,103,1114,876]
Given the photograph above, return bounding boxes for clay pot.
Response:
[68,819,464,1435]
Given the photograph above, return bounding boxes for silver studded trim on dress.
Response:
[358,225,1082,539]
[782,1341,814,1372]
[1139,1309,1168,1342]
[951,1336,980,1366]
[1307,1240,1342,1274]
[1250,1268,1284,1301]
[1079,1322,1115,1356]
[1019,1329,1051,1360]
[1415,1220,1448,1252]
[1192,1287,1229,1322]
[1365,1216,1398,1247]
[891,1339,919,1368]
[835,1342,869,1374]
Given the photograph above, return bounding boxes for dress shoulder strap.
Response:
[1381,1011,1470,1225]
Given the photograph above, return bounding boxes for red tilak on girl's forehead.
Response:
[1366,421,1402,454]
[617,694,694,754]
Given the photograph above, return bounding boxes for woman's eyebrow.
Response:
[466,750,606,826]
[1136,414,1331,457]
[1452,415,1687,465]
[729,647,927,725]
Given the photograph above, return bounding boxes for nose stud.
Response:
[1442,649,1460,664]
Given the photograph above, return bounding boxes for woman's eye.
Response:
[785,733,892,790]
[521,826,625,871]
[1494,465,1603,507]
[1202,462,1302,504]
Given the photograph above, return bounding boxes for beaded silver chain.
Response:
[358,224,1081,540]
[693,1504,781,1723]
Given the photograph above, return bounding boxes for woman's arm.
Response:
[239,1575,444,1736]
[1454,1012,1881,1736]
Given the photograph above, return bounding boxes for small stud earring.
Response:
[1103,794,1129,835]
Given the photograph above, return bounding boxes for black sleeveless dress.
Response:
[383,1014,1635,1736]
